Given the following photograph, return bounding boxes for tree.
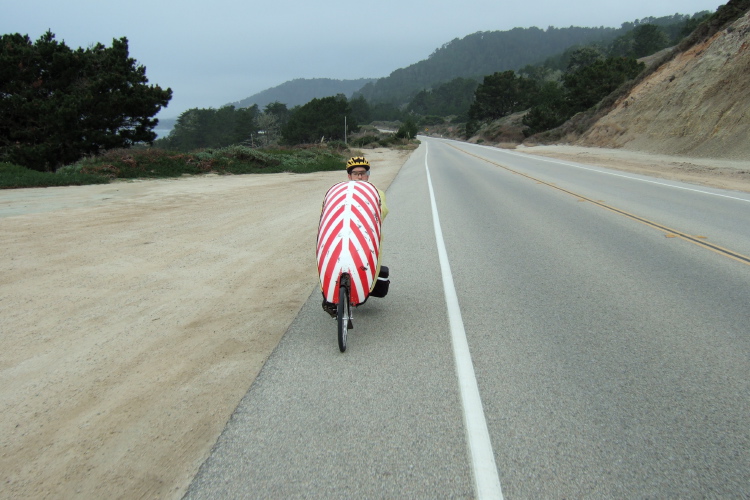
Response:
[563,57,645,112]
[254,101,289,146]
[609,24,670,58]
[566,46,604,73]
[520,56,644,137]
[255,113,278,146]
[164,108,211,150]
[0,31,171,171]
[407,89,431,115]
[230,105,259,145]
[156,105,259,151]
[522,81,568,136]
[518,64,560,84]
[281,95,355,145]
[631,24,671,58]
[468,71,536,122]
[406,77,478,117]
[264,101,290,125]
[369,102,405,121]
[396,118,418,139]
[348,95,372,125]
[680,13,711,38]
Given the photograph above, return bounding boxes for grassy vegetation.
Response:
[2,128,420,189]
[0,162,111,189]
[1,145,348,189]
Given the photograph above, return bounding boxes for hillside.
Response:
[227,13,705,114]
[355,26,620,105]
[231,77,375,109]
[576,10,750,160]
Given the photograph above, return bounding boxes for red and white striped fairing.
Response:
[317,181,382,306]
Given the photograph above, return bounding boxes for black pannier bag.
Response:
[370,266,390,298]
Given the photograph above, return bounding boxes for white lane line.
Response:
[463,142,750,204]
[424,143,504,500]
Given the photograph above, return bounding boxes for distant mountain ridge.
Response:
[230,26,622,110]
[231,78,376,109]
[227,14,708,112]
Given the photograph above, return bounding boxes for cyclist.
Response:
[322,156,390,317]
[345,156,389,218]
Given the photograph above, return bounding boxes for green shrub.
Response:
[326,140,349,151]
[378,135,399,146]
[396,118,418,139]
[1,162,109,189]
[73,148,202,178]
[276,149,345,173]
[2,146,349,188]
[464,120,481,138]
[350,135,379,147]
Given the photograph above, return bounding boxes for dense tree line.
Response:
[461,11,714,137]
[468,71,536,121]
[406,78,478,118]
[355,26,622,106]
[465,53,644,137]
[522,12,711,75]
[0,31,171,171]
[156,95,367,150]
[155,101,296,151]
[280,95,355,144]
[155,105,260,151]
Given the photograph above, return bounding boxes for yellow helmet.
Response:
[346,156,370,173]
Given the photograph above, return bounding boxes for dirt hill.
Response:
[577,10,750,160]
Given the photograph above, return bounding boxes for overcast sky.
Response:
[3,0,727,120]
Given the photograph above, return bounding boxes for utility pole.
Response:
[344,115,347,145]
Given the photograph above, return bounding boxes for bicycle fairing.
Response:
[316,180,383,306]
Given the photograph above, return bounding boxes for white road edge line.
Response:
[464,141,750,204]
[424,143,504,500]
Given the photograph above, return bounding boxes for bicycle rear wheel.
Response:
[337,283,350,352]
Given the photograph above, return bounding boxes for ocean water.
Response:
[154,128,172,139]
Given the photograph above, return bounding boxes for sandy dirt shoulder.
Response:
[516,144,750,194]
[2,143,747,499]
[0,148,408,499]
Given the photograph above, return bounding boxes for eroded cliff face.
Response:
[578,11,750,160]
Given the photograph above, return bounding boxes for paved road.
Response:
[185,138,750,498]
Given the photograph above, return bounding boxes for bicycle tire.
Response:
[337,283,349,352]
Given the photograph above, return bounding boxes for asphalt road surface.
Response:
[185,138,750,499]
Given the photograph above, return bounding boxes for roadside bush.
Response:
[326,140,349,152]
[73,148,201,178]
[523,104,569,137]
[395,118,418,139]
[274,149,345,173]
[1,162,109,189]
[2,146,349,188]
[378,135,400,147]
[350,135,380,147]
[464,120,481,138]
